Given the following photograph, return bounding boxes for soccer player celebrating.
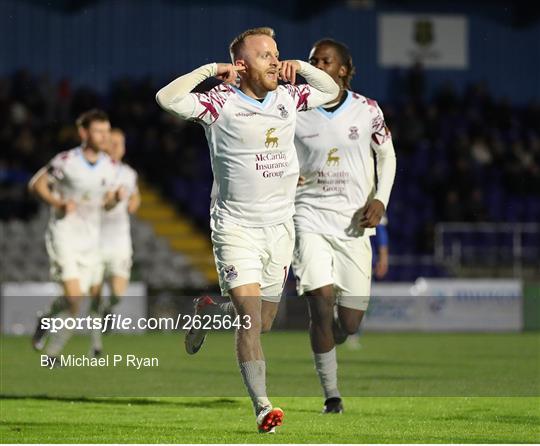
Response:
[156,27,338,432]
[89,127,140,357]
[292,39,396,413]
[30,110,120,363]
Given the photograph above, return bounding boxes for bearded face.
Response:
[79,120,111,152]
[237,35,281,94]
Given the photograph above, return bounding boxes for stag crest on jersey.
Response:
[265,128,279,148]
[326,148,340,166]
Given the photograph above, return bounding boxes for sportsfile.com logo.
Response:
[39,314,252,333]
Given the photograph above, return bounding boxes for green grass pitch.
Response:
[1,331,539,443]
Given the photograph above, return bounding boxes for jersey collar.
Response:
[316,90,352,119]
[232,86,274,109]
[77,146,104,169]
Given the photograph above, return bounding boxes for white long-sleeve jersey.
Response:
[100,162,138,249]
[156,61,338,227]
[294,91,396,238]
[46,147,118,251]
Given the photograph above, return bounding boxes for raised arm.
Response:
[156,63,244,123]
[296,61,339,107]
[155,63,218,120]
[281,60,339,110]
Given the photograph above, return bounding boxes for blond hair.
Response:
[229,27,275,62]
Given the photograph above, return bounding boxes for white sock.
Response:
[239,360,271,413]
[204,301,235,317]
[44,311,73,357]
[313,347,340,399]
[89,310,103,352]
[218,301,236,316]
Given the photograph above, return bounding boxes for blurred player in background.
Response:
[373,216,390,280]
[346,218,391,350]
[29,110,121,363]
[156,27,338,432]
[293,39,396,413]
[89,127,140,357]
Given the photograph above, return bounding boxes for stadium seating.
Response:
[0,206,208,289]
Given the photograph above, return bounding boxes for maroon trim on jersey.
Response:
[372,123,392,145]
[285,84,311,111]
[366,97,378,108]
[195,84,235,124]
[366,98,392,145]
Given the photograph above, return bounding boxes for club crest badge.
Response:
[348,126,359,140]
[224,265,238,282]
[414,19,434,48]
[277,104,289,119]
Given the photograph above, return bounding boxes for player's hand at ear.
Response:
[279,60,300,85]
[215,63,245,84]
[359,199,385,228]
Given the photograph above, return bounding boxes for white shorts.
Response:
[292,232,372,311]
[45,233,101,295]
[98,244,133,280]
[211,217,295,302]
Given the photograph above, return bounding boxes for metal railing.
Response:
[434,222,540,277]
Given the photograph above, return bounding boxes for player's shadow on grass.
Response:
[0,394,241,408]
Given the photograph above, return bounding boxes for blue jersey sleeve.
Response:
[375,223,389,248]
